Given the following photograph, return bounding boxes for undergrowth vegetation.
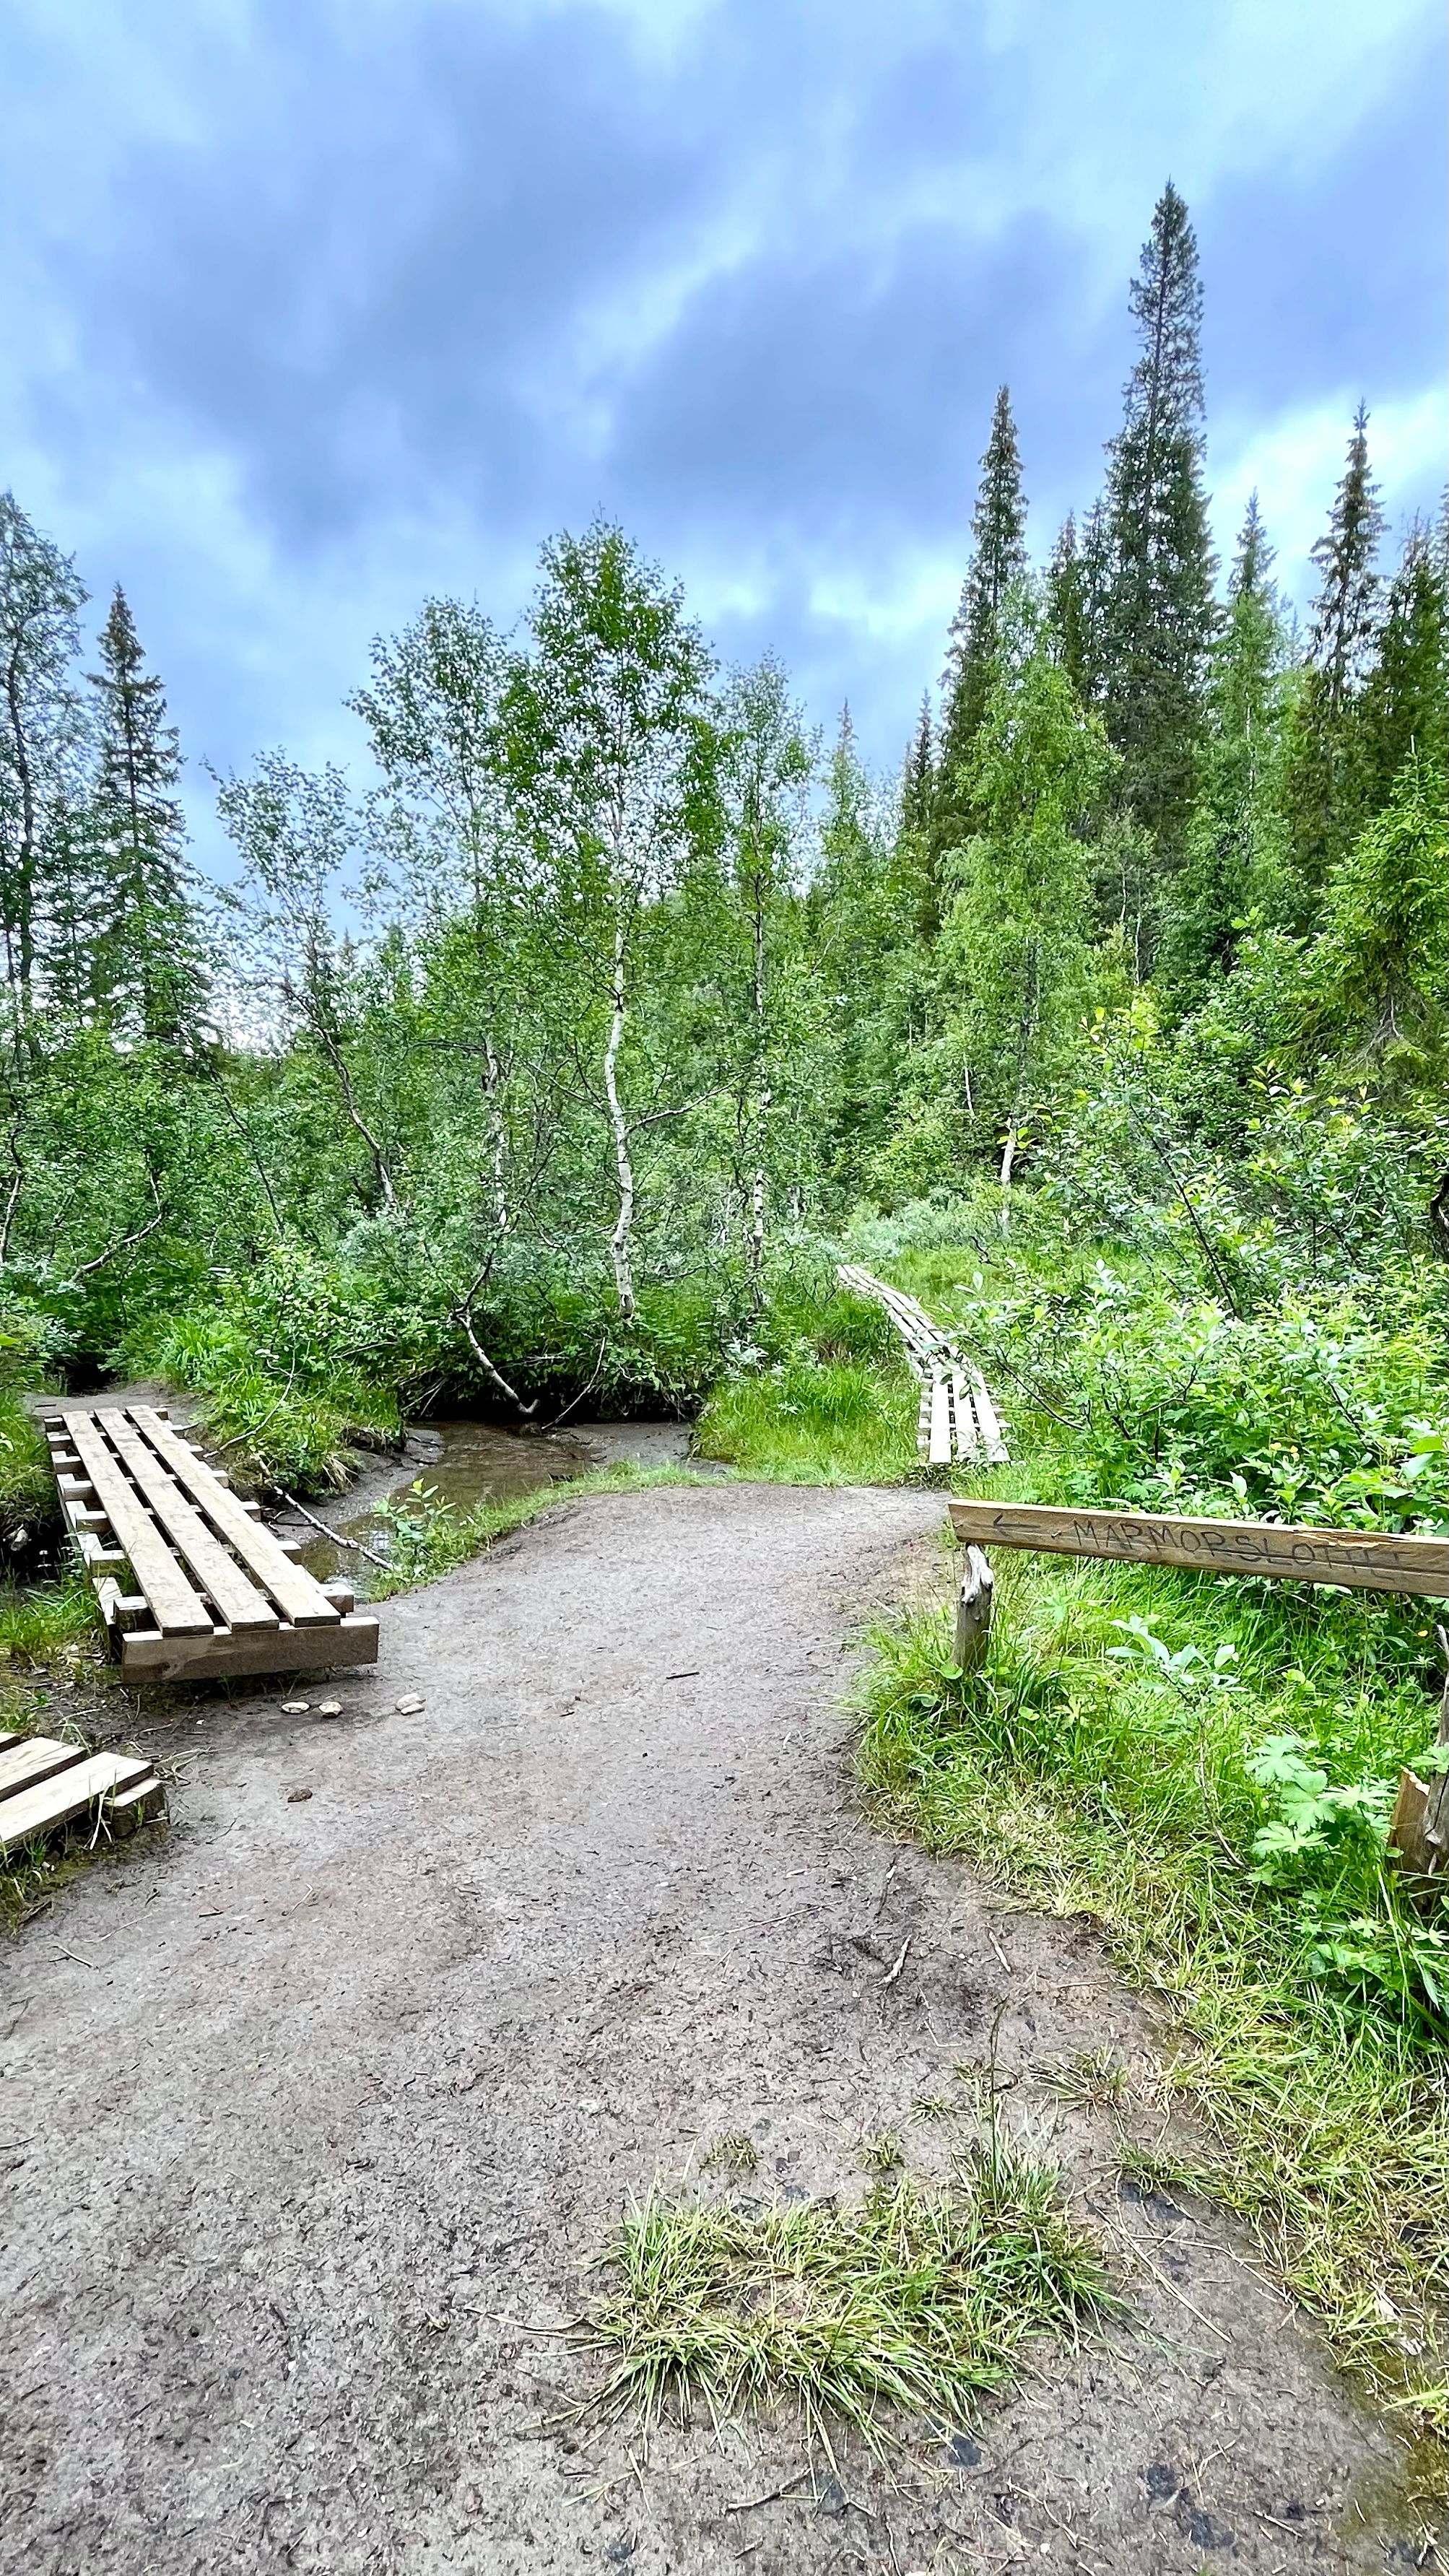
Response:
[850,1168,1448,2437]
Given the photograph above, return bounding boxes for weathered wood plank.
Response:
[60,1414,215,1634]
[968,1370,1008,1467]
[0,1752,156,1857]
[125,1408,339,1627]
[950,1372,979,1462]
[96,1413,278,1633]
[118,1611,379,1682]
[0,1733,88,1799]
[948,1500,1449,1596]
[928,1378,952,1467]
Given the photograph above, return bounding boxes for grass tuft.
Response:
[580,2159,1115,2453]
[702,2131,760,2175]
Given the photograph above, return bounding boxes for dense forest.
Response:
[0,181,1443,1492]
[2,179,1448,2430]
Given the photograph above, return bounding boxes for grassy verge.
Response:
[694,1354,918,1484]
[581,2156,1114,2455]
[858,1549,1449,2443]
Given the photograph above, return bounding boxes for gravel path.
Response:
[0,1481,1419,2572]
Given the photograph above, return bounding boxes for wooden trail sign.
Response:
[947,1499,1449,1599]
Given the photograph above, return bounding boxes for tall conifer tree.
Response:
[934,386,1028,853]
[900,694,935,840]
[1282,407,1388,913]
[0,492,87,1029]
[1097,183,1216,861]
[1306,404,1385,715]
[1359,513,1447,803]
[1045,513,1090,700]
[87,586,201,1043]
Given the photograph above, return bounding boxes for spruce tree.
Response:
[1045,514,1089,699]
[87,586,201,1044]
[1359,513,1448,804]
[934,386,1028,852]
[900,693,935,840]
[0,492,87,1027]
[1097,183,1217,862]
[1158,493,1289,1001]
[1282,407,1388,914]
[1307,404,1385,715]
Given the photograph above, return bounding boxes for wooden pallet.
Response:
[45,1404,380,1683]
[0,1730,164,1858]
[837,1264,1009,1468]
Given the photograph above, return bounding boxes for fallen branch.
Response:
[266,1483,390,1570]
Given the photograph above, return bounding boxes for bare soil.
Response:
[0,1482,1433,2572]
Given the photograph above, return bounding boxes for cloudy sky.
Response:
[1,0,1444,861]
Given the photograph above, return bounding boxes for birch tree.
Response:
[508,525,715,1318]
[718,658,814,1307]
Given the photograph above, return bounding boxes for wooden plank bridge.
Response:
[45,1405,379,1684]
[836,1263,1009,1468]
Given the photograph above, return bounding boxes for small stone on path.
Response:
[286,1788,313,1803]
[395,1694,425,1715]
[316,1700,343,1718]
[281,1700,310,1714]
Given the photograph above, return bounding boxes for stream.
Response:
[278,1417,698,1589]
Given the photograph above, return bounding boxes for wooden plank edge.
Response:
[119,1613,380,1682]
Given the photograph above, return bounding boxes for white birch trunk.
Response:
[604,908,636,1319]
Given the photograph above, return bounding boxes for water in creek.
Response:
[287,1417,695,1588]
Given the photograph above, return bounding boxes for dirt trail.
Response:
[0,1482,1420,2572]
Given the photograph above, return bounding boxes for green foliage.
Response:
[858,1564,1449,2421]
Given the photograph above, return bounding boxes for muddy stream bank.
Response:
[275,1417,700,1588]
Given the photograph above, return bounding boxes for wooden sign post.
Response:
[947,1500,1449,1600]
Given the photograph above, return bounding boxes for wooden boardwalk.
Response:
[0,1729,162,1859]
[45,1405,380,1684]
[836,1263,1009,1468]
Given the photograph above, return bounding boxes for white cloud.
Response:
[1211,385,1448,600]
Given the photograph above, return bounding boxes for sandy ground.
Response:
[1,1481,1435,2573]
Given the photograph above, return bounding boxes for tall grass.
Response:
[695,1354,918,1483]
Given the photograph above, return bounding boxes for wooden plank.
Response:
[124,1409,339,1627]
[968,1371,1009,1466]
[60,1413,215,1635]
[928,1378,952,1467]
[106,1773,165,1833]
[948,1500,1449,1597]
[950,1372,979,1463]
[95,1414,278,1634]
[0,1733,88,1799]
[0,1752,155,1857]
[119,1611,379,1683]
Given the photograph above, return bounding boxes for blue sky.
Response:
[2,0,1444,861]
